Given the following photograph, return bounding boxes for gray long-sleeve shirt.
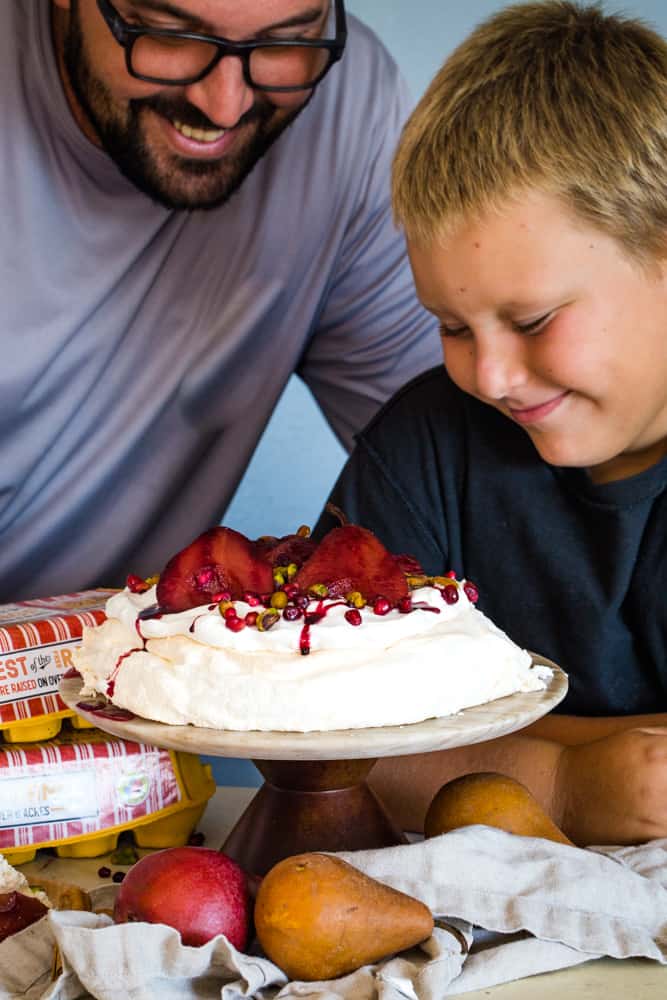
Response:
[1,2,440,599]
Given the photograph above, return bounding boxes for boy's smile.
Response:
[409,189,667,483]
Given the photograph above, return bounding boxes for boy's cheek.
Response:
[441,342,475,391]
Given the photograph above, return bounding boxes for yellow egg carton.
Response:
[0,590,117,743]
[0,728,216,864]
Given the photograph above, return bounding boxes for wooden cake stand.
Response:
[60,659,567,875]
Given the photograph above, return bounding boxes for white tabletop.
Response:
[18,786,666,998]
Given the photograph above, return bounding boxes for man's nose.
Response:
[183,56,255,129]
[473,335,527,401]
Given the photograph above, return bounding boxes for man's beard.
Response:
[62,5,308,210]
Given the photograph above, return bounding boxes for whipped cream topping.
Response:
[75,583,551,732]
[0,854,51,908]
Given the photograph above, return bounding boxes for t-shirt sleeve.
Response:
[313,368,465,576]
[297,69,440,450]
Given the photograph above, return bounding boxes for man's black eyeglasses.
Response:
[96,0,347,92]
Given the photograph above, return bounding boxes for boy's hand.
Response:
[556,728,667,845]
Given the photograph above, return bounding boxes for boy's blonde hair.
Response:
[393,1,667,262]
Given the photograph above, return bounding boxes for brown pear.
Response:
[424,772,573,845]
[254,852,434,981]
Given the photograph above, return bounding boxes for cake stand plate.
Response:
[60,658,567,874]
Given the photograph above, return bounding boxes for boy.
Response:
[317,1,667,845]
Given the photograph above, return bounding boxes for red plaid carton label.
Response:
[0,730,182,851]
[0,591,115,725]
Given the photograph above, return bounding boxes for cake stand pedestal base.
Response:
[221,758,408,876]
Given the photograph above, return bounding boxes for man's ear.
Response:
[52,0,72,12]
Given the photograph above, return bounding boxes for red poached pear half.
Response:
[294,525,409,604]
[156,527,274,612]
[113,847,251,949]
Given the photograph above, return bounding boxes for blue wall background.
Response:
[209,0,667,786]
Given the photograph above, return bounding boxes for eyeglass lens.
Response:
[130,35,333,88]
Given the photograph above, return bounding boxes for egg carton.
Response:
[0,590,115,742]
[0,729,216,864]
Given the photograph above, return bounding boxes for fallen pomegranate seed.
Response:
[97,866,111,879]
[245,611,259,627]
[373,597,391,616]
[463,581,479,603]
[226,617,246,632]
[345,609,362,626]
[442,585,459,604]
[112,872,125,883]
[126,574,148,593]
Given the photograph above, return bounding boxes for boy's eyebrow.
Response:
[127,0,326,34]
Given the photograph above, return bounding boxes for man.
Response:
[1,1,438,599]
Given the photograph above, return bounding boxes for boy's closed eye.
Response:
[438,311,555,339]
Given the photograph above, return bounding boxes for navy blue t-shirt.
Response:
[317,366,667,716]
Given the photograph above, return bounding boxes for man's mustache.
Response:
[130,93,269,131]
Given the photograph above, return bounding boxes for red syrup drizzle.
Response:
[189,611,211,634]
[75,606,163,720]
[296,591,449,655]
[137,604,163,621]
[411,601,441,614]
[298,599,350,655]
[75,699,136,722]
[97,617,148,701]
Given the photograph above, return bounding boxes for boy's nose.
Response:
[473,337,527,401]
[183,56,255,130]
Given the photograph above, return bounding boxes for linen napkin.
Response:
[2,828,666,1000]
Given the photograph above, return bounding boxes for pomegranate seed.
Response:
[211,590,231,603]
[345,609,362,626]
[245,611,259,627]
[294,594,310,610]
[226,617,246,632]
[223,606,238,621]
[463,581,479,603]
[398,596,413,613]
[97,866,111,879]
[283,606,303,622]
[373,597,391,616]
[112,871,126,883]
[126,574,148,593]
[283,583,299,599]
[445,570,457,578]
[244,592,261,606]
[442,584,459,604]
